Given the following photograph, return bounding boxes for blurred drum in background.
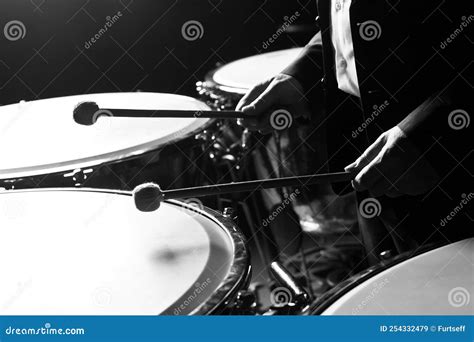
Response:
[0,93,223,191]
[197,48,303,110]
[0,188,250,315]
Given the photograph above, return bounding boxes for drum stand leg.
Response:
[272,131,315,299]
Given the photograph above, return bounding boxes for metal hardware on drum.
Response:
[267,262,310,314]
[133,171,353,212]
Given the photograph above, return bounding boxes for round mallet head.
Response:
[73,101,100,125]
[133,182,164,212]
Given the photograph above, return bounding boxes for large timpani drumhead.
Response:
[0,189,249,315]
[0,93,211,180]
[316,239,473,315]
[207,48,303,95]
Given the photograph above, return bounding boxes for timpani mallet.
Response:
[73,101,294,130]
[133,171,353,212]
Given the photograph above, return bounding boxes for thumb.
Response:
[242,83,279,117]
[345,134,385,173]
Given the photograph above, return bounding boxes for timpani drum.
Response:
[0,93,215,190]
[310,238,474,315]
[0,188,249,315]
[197,48,303,109]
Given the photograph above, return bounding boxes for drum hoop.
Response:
[199,48,305,100]
[0,93,215,180]
[0,187,250,315]
[306,243,442,315]
[201,68,248,97]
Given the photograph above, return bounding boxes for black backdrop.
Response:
[0,0,316,105]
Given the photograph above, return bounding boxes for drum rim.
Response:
[0,92,215,180]
[201,67,248,97]
[306,243,443,315]
[0,187,250,315]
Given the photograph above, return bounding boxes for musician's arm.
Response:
[281,32,325,113]
[398,79,472,179]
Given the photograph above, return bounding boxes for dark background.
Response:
[0,0,317,105]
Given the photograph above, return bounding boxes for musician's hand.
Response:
[344,126,440,197]
[236,73,310,134]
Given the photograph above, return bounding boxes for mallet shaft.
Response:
[101,108,248,120]
[162,171,353,199]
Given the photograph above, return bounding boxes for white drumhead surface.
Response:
[212,48,303,91]
[0,190,233,315]
[323,238,474,315]
[0,93,210,178]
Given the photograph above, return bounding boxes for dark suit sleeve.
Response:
[281,32,325,114]
[396,5,473,179]
[398,76,472,179]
